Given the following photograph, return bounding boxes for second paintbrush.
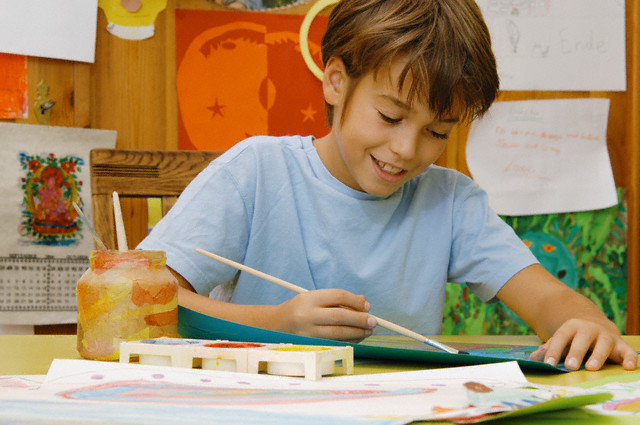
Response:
[195,248,466,355]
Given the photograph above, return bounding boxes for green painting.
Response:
[442,188,627,335]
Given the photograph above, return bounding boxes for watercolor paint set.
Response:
[119,337,354,380]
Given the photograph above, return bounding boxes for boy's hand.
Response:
[529,318,637,371]
[276,289,377,342]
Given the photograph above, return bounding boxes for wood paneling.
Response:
[624,0,640,333]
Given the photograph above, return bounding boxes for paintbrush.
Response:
[72,202,108,251]
[195,248,467,355]
[112,191,128,251]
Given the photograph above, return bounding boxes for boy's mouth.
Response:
[373,157,405,175]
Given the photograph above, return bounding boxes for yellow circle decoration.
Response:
[299,0,339,80]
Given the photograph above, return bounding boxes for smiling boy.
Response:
[139,0,637,371]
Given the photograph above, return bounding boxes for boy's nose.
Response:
[389,131,420,160]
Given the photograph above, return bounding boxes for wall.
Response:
[3,0,640,332]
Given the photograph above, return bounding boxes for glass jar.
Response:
[76,250,179,360]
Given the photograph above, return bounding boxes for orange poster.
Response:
[0,53,28,119]
[176,10,328,151]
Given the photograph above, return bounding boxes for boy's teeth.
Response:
[376,159,402,174]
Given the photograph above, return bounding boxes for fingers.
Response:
[538,325,574,369]
[312,288,372,312]
[608,340,638,371]
[581,333,614,371]
[528,343,547,362]
[306,289,378,340]
[531,319,637,371]
[281,289,377,342]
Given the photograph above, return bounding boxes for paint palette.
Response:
[119,337,354,380]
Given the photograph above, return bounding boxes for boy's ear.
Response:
[323,57,347,106]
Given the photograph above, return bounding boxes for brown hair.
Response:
[321,0,499,124]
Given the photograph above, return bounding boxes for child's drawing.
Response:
[0,376,43,390]
[58,379,434,405]
[585,377,640,415]
[5,359,601,425]
[443,189,627,335]
[19,152,84,245]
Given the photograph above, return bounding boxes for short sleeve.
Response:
[447,179,538,302]
[137,159,250,296]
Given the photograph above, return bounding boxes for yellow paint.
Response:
[614,400,640,412]
[270,346,331,352]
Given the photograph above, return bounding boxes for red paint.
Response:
[203,342,265,348]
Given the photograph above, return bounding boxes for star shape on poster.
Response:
[207,98,225,119]
[301,104,317,123]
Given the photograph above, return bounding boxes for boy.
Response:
[139,0,637,371]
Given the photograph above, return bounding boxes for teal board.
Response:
[178,306,567,372]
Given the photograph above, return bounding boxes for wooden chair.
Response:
[35,148,223,335]
[90,148,223,250]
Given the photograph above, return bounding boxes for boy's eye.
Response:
[378,111,401,124]
[429,130,449,140]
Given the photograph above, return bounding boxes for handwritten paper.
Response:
[466,98,616,216]
[476,0,626,91]
[0,1,98,62]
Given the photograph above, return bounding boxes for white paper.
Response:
[585,377,640,416]
[23,359,571,423]
[476,0,626,91]
[0,123,116,325]
[0,1,98,63]
[466,98,616,216]
[0,359,609,424]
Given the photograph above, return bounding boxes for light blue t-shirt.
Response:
[138,135,538,334]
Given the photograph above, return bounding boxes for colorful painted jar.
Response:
[76,250,179,360]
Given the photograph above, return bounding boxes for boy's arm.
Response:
[497,264,637,371]
[169,267,376,342]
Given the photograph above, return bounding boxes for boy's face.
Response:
[316,57,460,198]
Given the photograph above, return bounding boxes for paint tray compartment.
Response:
[119,337,353,380]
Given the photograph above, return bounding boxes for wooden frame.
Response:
[90,148,223,250]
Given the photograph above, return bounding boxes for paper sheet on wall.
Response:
[0,123,116,325]
[0,1,98,62]
[466,98,616,216]
[476,0,626,91]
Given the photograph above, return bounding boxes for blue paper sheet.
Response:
[178,306,567,372]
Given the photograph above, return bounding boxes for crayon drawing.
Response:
[19,152,84,246]
[443,188,627,335]
[0,359,601,425]
[0,376,43,390]
[584,376,640,416]
[58,379,434,405]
